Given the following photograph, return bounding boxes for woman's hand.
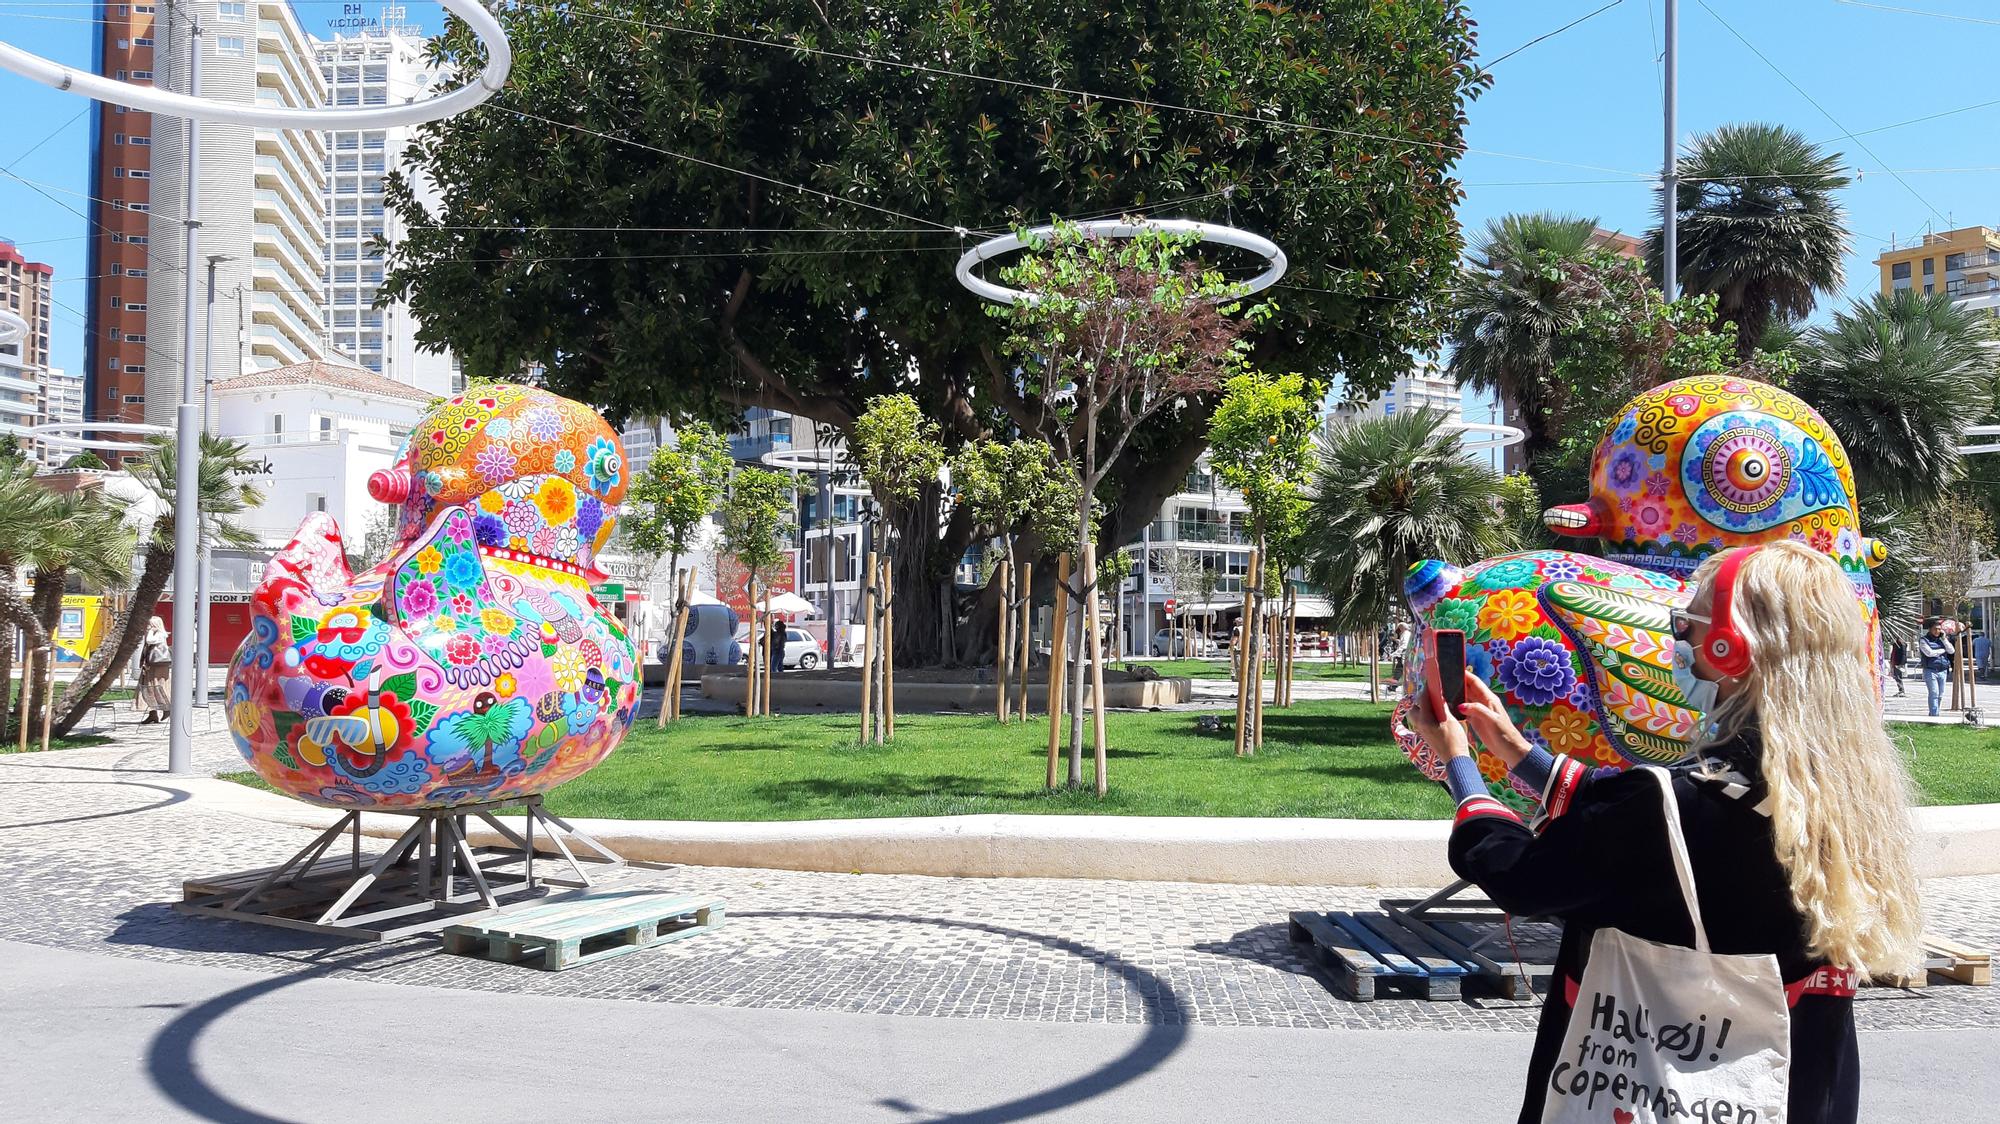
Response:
[1457,672,1533,768]
[1406,677,1471,762]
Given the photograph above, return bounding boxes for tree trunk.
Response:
[53,542,170,738]
[1044,552,1069,789]
[0,621,14,738]
[995,559,1011,723]
[1014,561,1033,722]
[859,550,877,745]
[1084,542,1109,797]
[23,570,65,739]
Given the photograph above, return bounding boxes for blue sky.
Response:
[1,0,1992,382]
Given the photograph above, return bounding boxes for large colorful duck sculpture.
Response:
[225,384,641,810]
[1395,375,1884,811]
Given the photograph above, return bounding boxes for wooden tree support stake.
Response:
[1045,553,1070,790]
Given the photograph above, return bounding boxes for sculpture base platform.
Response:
[176,796,656,942]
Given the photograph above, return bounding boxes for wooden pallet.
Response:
[1875,934,1992,989]
[441,889,724,971]
[1290,910,1489,1001]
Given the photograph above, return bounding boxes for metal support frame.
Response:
[175,795,656,941]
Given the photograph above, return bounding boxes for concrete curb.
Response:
[178,777,2000,886]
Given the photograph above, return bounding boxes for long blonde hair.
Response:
[1686,541,1921,979]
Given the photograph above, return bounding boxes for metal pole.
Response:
[166,15,203,775]
[1661,0,1679,297]
[194,254,224,701]
[1140,522,1152,657]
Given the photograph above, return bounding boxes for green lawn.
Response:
[214,704,2000,821]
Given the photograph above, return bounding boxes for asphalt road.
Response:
[2,940,1989,1123]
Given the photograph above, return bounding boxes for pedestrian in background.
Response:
[1976,630,1991,682]
[1918,618,1953,717]
[1888,637,1906,697]
[136,616,171,724]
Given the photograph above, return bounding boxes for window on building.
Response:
[215,36,245,57]
[126,302,146,311]
[130,136,149,147]
[123,394,144,403]
[110,297,122,309]
[126,333,146,343]
[116,70,128,80]
[112,200,125,210]
[130,71,152,81]
[108,328,122,341]
[1924,258,1936,277]
[217,1,244,17]
[108,358,121,370]
[134,4,154,12]
[317,416,333,440]
[128,170,150,180]
[113,168,124,178]
[117,39,129,49]
[129,236,147,246]
[128,268,147,277]
[110,264,123,275]
[113,105,126,114]
[107,386,119,400]
[113,133,125,145]
[134,36,152,46]
[130,204,148,212]
[111,233,125,243]
[1925,283,1935,295]
[270,415,283,435]
[127,366,145,374]
[308,494,326,513]
[1892,261,1911,280]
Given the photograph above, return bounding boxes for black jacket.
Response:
[1449,738,1859,1124]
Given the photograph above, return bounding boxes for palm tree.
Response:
[0,460,60,735]
[1446,212,1600,461]
[1648,123,1851,358]
[50,434,264,736]
[1302,408,1514,641]
[15,492,135,737]
[1792,289,1998,510]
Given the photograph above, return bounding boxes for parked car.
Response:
[1151,628,1216,657]
[734,623,826,670]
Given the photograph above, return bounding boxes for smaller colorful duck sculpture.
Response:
[1396,375,1884,811]
[225,384,640,810]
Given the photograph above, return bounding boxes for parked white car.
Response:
[1151,628,1216,657]
[735,624,825,670]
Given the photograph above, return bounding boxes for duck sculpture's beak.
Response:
[1543,501,1606,538]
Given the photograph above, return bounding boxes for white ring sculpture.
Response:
[955,219,1287,307]
[29,420,171,453]
[0,0,510,127]
[0,308,25,348]
[1961,425,2000,456]
[1446,420,1526,454]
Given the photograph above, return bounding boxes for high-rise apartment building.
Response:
[314,22,456,395]
[0,241,54,457]
[142,0,329,435]
[82,0,160,464]
[1876,226,2000,313]
[1,240,54,373]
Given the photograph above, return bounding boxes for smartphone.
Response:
[1427,629,1466,721]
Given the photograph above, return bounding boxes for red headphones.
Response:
[1702,546,1760,678]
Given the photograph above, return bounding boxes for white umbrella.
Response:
[758,591,819,617]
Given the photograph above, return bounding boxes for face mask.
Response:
[1672,639,1721,715]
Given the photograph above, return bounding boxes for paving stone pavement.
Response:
[1,715,1995,1034]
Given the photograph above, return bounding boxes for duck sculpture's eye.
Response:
[1705,428,1791,514]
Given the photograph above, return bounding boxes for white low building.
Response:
[210,360,429,590]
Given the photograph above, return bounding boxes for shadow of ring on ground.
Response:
[736,909,1188,1123]
[0,780,188,830]
[144,908,1187,1124]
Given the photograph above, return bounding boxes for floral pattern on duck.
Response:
[1397,376,1885,812]
[224,384,640,811]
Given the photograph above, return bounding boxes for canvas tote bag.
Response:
[1542,767,1791,1124]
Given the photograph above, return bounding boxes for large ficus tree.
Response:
[387,0,1487,661]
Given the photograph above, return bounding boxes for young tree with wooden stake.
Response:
[850,395,946,743]
[719,467,797,720]
[1044,552,1070,789]
[1014,560,1033,721]
[987,220,1262,793]
[949,437,1076,723]
[1208,369,1317,752]
[860,549,878,744]
[625,421,732,726]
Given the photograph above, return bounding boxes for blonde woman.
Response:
[136,616,172,724]
[1410,540,1921,1124]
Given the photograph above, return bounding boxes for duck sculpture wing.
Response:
[1539,580,1700,764]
